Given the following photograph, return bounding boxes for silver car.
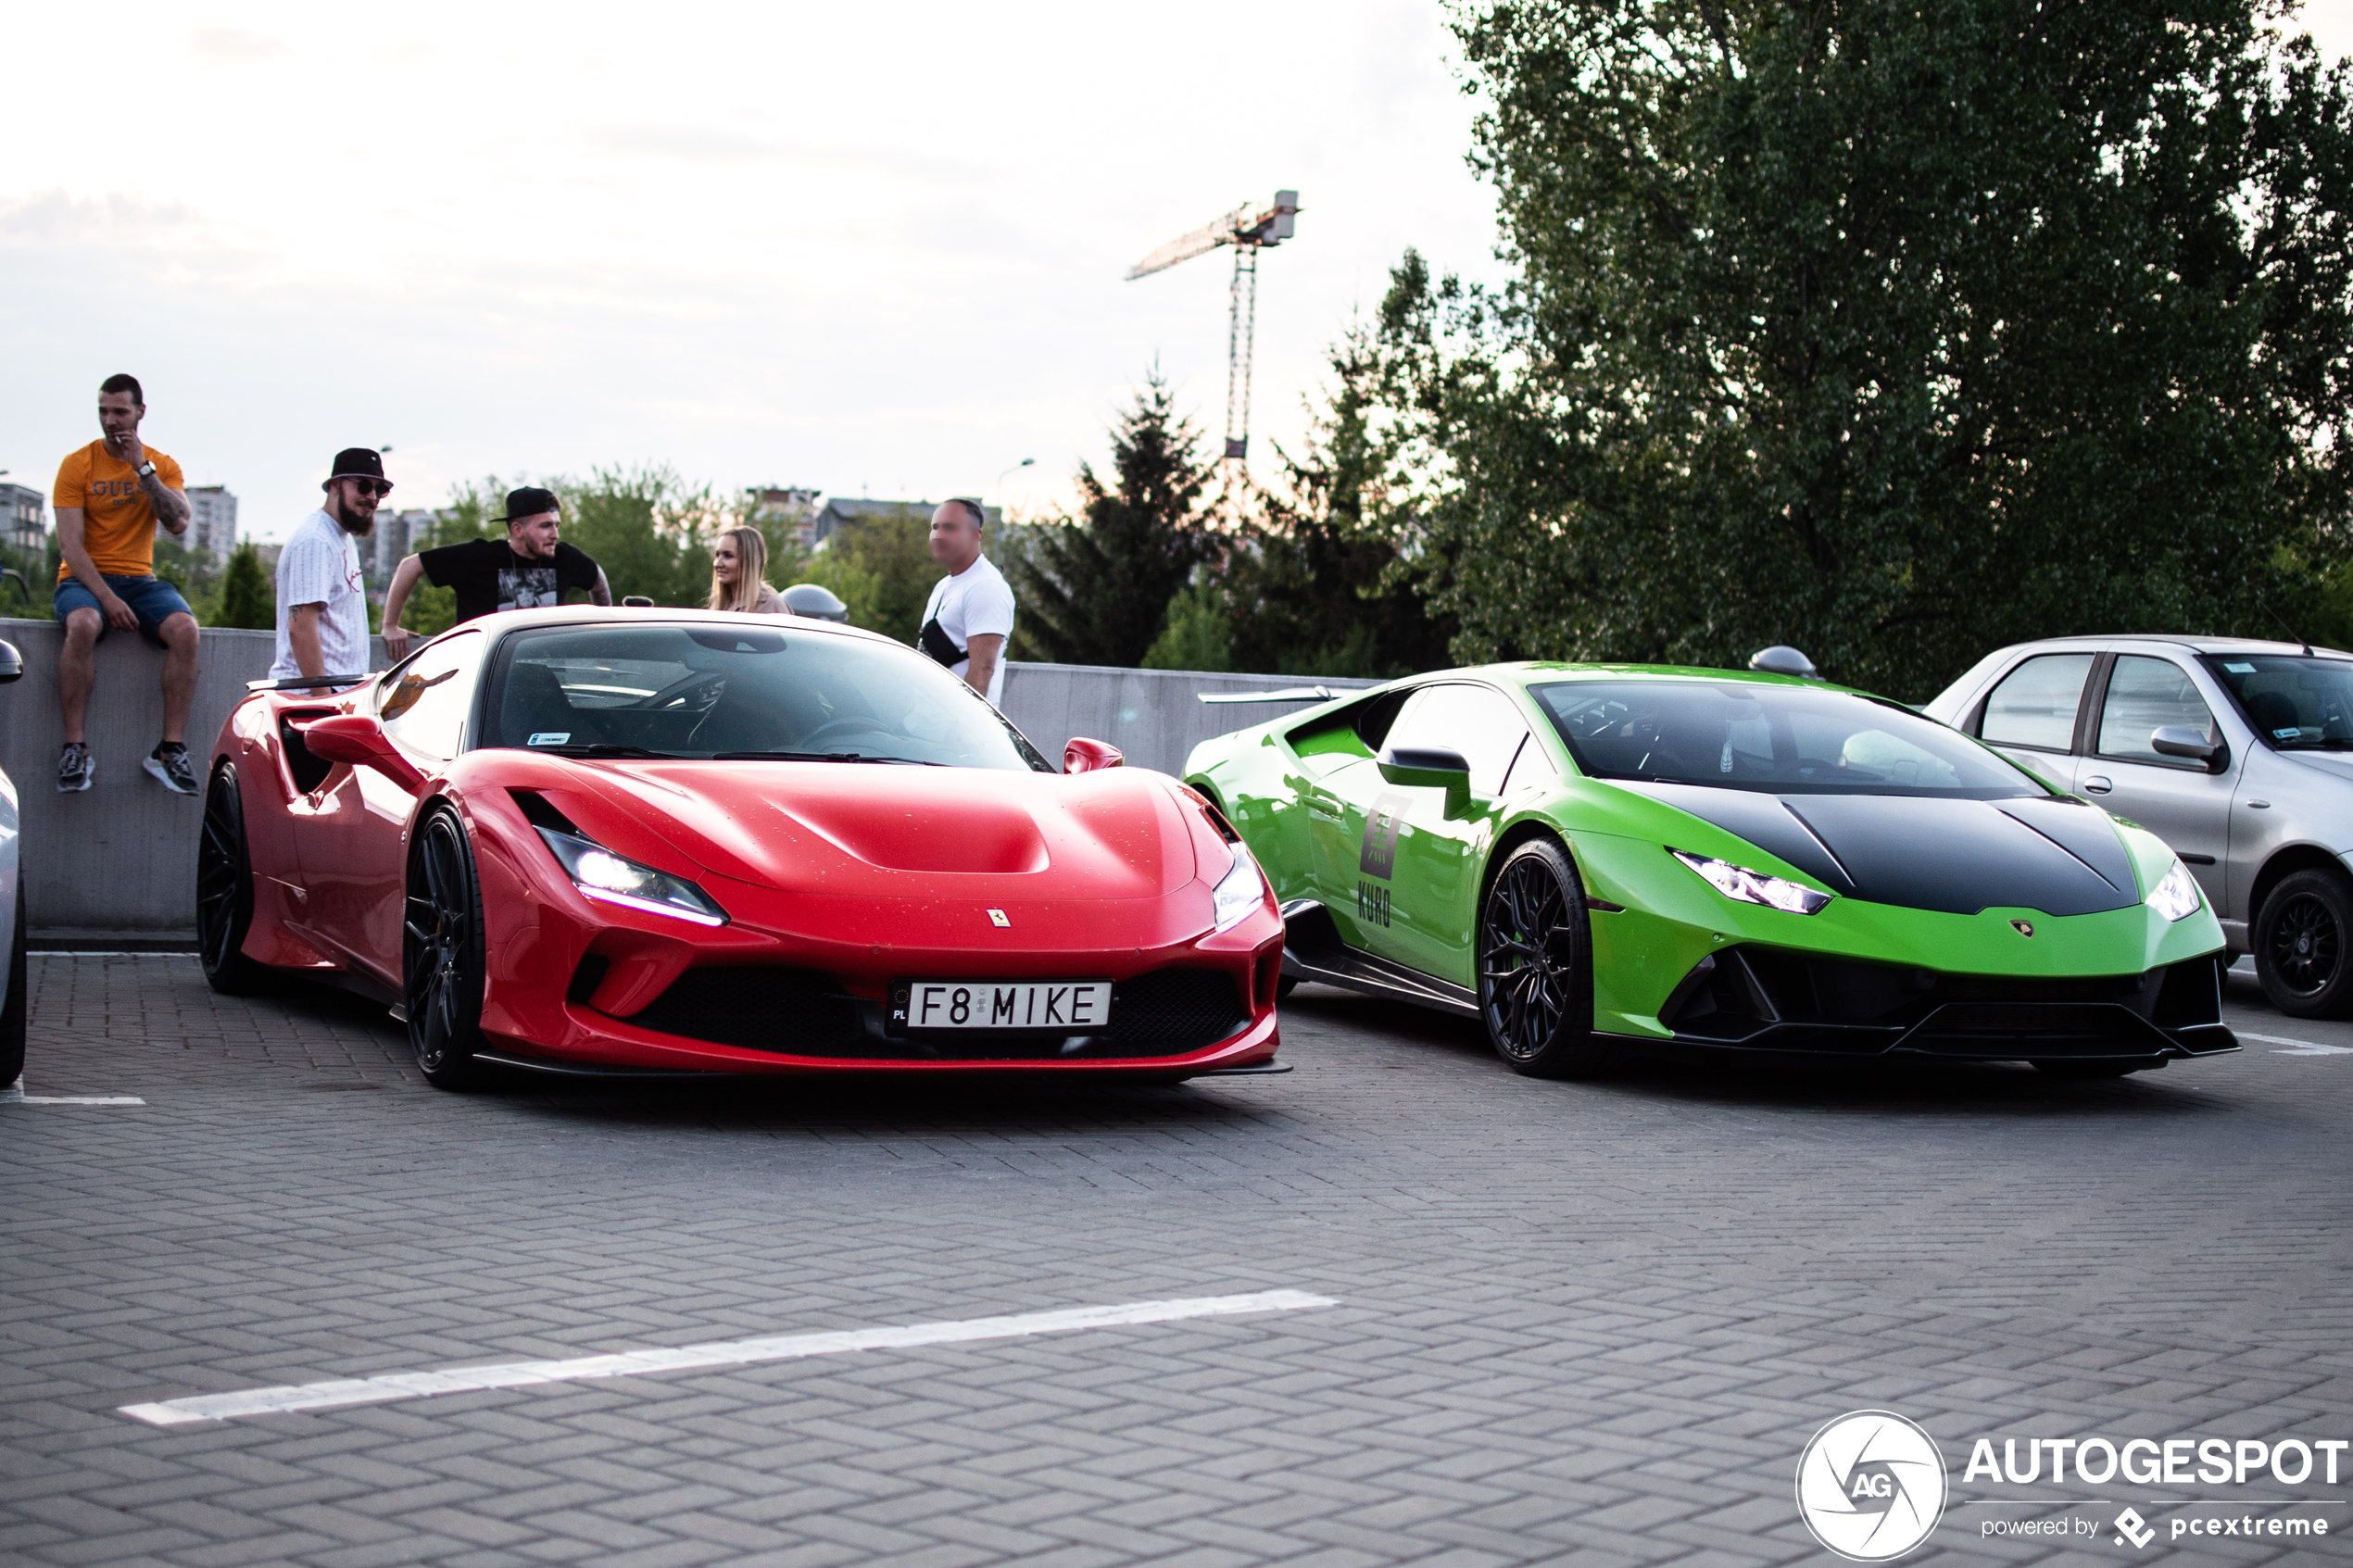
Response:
[0,639,21,1088]
[1926,635,2353,1017]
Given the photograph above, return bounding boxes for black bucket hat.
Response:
[495,486,561,522]
[321,447,389,492]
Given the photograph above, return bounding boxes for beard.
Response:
[327,494,377,536]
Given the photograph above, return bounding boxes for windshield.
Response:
[481,622,1050,770]
[2201,653,2353,750]
[1533,679,2044,797]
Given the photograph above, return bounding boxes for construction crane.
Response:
[1126,191,1299,466]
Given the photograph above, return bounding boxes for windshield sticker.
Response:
[2275,727,2303,740]
[1360,793,1409,879]
[529,732,571,746]
[2224,661,2257,672]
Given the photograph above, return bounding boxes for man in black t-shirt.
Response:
[380,486,611,659]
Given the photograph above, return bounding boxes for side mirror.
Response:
[0,640,19,685]
[1378,745,1471,810]
[1064,737,1125,774]
[2151,726,2228,773]
[299,714,427,793]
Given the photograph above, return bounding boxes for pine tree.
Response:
[1223,331,1456,678]
[1013,371,1214,667]
[214,544,273,630]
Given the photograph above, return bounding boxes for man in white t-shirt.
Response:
[919,497,1015,706]
[269,447,383,684]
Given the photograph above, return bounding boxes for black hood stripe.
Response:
[1616,782,2138,918]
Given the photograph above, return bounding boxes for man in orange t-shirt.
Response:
[51,373,200,795]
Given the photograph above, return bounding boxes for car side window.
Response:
[1384,684,1531,797]
[378,631,485,761]
[2096,656,2217,768]
[1978,653,2095,752]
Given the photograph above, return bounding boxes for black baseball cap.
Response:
[322,448,389,491]
[495,486,561,522]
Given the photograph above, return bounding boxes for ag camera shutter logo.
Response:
[1795,1411,1948,1561]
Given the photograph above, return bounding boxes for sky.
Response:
[7,3,2353,546]
[0,1,1504,543]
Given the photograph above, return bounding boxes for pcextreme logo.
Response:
[1795,1411,1949,1562]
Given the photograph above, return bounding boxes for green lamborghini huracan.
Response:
[1182,664,2237,1079]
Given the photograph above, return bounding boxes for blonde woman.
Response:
[708,526,788,614]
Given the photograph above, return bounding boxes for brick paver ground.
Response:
[3,957,2348,1565]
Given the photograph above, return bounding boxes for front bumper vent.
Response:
[623,966,862,1054]
[1660,946,2233,1060]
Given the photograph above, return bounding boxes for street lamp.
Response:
[996,458,1035,509]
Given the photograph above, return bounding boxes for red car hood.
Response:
[560,761,1200,900]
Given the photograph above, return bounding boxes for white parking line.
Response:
[2234,1031,2353,1056]
[0,1081,146,1105]
[117,1288,1339,1426]
[29,951,196,959]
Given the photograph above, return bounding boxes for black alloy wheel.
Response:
[197,763,270,995]
[1477,837,1613,1078]
[404,807,488,1090]
[2256,868,2353,1019]
[1,880,26,1088]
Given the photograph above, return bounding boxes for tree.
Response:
[1220,331,1458,678]
[559,464,736,607]
[214,544,273,630]
[1369,0,2353,699]
[1141,571,1234,671]
[802,508,938,641]
[1013,371,1216,666]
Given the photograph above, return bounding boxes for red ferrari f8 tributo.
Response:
[198,608,1284,1086]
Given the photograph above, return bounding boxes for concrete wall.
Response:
[0,618,406,939]
[0,618,1376,938]
[997,663,1377,778]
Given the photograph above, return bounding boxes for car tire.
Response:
[0,880,26,1089]
[1277,975,1300,1001]
[197,763,271,996]
[2255,868,2353,1019]
[404,806,489,1091]
[1478,837,1614,1079]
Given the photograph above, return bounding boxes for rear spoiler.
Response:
[1198,685,1340,706]
[246,673,374,692]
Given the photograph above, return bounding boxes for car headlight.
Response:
[1211,845,1267,934]
[536,827,729,927]
[2147,858,2202,922]
[1670,848,1834,915]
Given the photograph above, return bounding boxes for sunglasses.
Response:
[343,479,394,498]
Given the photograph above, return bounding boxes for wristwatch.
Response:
[135,460,157,478]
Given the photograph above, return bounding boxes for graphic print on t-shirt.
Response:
[496,563,563,611]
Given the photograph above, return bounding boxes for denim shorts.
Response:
[54,574,195,647]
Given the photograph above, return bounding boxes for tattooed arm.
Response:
[142,470,191,536]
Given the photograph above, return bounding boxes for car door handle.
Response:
[2081,775,2113,795]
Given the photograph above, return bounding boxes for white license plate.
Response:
[894,980,1113,1032]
